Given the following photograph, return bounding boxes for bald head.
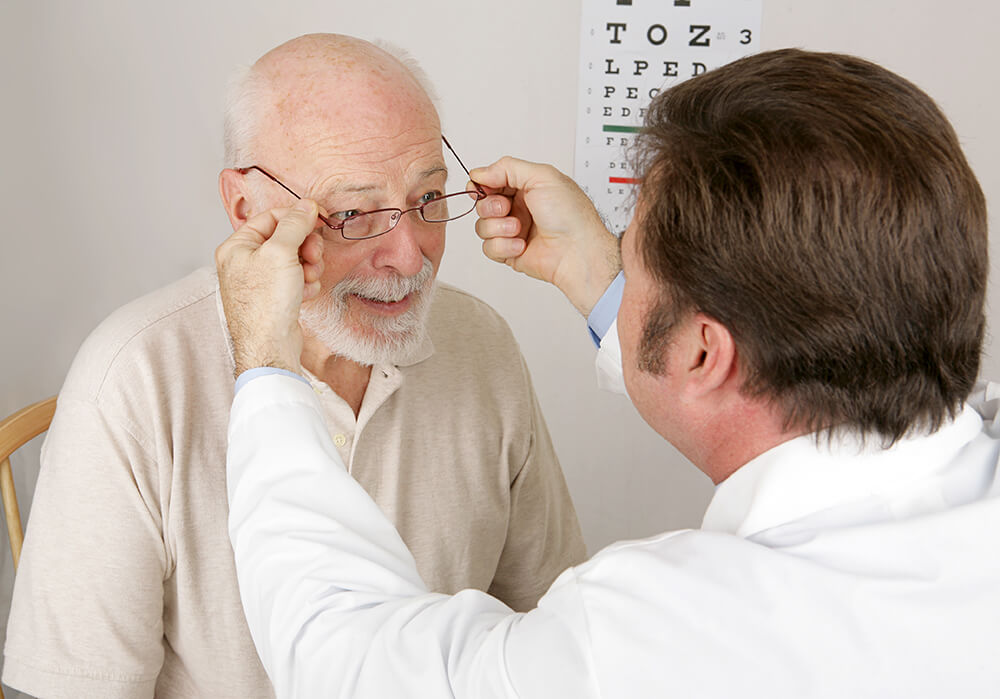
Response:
[223,34,439,168]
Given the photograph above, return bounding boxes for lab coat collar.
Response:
[701,402,986,538]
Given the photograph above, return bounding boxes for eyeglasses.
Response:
[236,135,486,241]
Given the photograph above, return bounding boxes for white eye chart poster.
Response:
[575,0,762,234]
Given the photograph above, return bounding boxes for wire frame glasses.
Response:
[235,135,486,241]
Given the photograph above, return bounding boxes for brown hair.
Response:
[634,49,988,441]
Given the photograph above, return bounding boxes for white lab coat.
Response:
[228,349,1000,698]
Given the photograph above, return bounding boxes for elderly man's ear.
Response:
[219,169,254,231]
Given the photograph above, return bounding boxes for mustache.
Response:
[330,257,435,304]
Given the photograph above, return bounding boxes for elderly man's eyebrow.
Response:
[319,165,449,198]
[420,165,448,180]
[334,183,379,194]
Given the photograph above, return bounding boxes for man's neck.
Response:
[300,334,372,417]
[689,396,806,485]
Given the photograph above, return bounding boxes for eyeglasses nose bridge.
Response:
[388,205,433,232]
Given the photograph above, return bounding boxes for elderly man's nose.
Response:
[374,216,427,276]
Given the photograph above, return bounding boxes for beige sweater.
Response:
[3,267,584,699]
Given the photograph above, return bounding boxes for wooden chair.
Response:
[0,397,56,699]
[0,397,56,570]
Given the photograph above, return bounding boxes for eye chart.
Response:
[575,0,762,234]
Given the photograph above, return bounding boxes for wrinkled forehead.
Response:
[258,68,441,178]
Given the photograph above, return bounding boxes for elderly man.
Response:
[2,35,584,698]
[220,49,999,697]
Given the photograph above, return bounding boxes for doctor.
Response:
[218,49,1000,698]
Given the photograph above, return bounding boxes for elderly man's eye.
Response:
[333,209,363,221]
[419,190,444,205]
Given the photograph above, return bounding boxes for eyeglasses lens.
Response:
[340,191,481,239]
[341,211,392,240]
[423,191,479,223]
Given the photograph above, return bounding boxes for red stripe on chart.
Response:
[609,177,640,184]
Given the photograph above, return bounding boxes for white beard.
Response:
[299,257,436,366]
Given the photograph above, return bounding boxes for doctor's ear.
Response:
[219,169,254,231]
[675,313,738,397]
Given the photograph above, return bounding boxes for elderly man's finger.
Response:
[268,200,320,253]
[302,259,323,285]
[301,232,324,286]
[302,279,323,302]
[300,231,324,266]
[232,208,293,246]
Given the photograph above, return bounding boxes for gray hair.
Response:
[222,62,265,168]
[222,39,439,168]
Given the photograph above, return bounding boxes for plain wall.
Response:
[1,2,998,684]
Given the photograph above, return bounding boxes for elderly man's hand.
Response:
[215,200,325,377]
[470,157,621,317]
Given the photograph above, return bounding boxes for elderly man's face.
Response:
[254,67,446,365]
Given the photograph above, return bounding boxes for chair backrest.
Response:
[0,397,55,699]
[0,397,56,570]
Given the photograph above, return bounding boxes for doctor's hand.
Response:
[470,157,621,317]
[215,200,325,377]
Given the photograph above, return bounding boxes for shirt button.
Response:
[333,433,348,447]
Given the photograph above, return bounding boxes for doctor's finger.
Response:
[482,236,527,263]
[475,216,522,241]
[475,193,514,219]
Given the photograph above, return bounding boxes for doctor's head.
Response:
[620,48,987,446]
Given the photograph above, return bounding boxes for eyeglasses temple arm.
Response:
[237,166,301,201]
[236,166,338,228]
[441,135,486,197]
